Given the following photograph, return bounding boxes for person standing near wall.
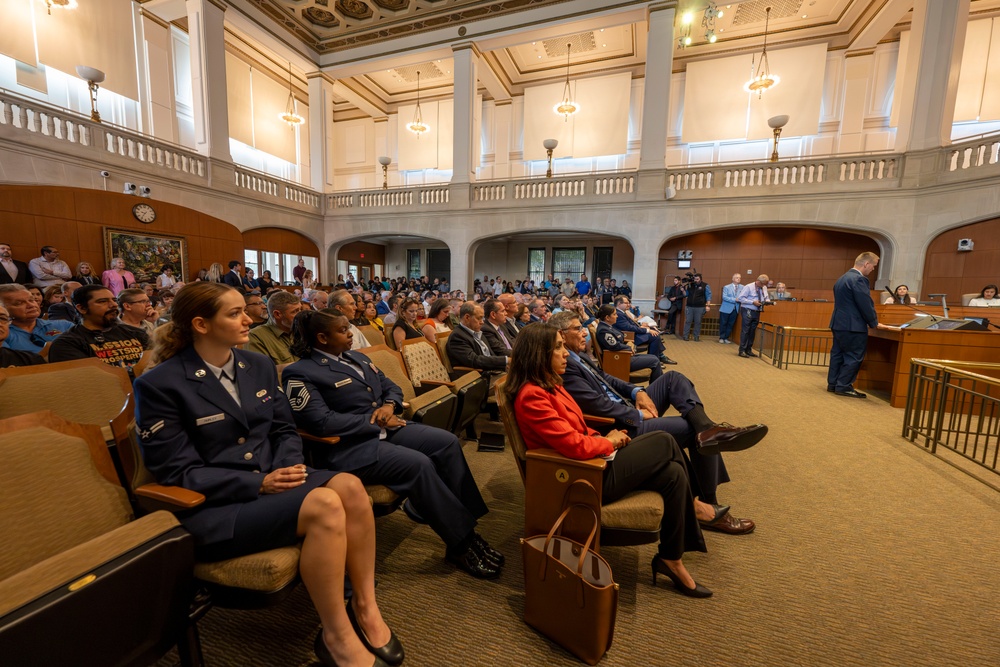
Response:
[718,273,742,344]
[682,274,711,342]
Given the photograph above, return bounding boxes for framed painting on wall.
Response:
[103,228,186,284]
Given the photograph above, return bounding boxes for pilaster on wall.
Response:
[308,73,336,193]
[452,43,478,184]
[638,3,675,171]
[895,0,971,151]
[186,0,231,162]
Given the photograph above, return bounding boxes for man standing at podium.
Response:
[828,252,889,398]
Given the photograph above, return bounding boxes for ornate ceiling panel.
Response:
[243,0,574,54]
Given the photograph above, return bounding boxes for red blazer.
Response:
[514,383,614,460]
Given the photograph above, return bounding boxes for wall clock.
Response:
[132,203,157,224]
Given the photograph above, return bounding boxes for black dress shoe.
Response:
[744,350,758,357]
[827,385,835,392]
[472,533,505,567]
[696,423,768,455]
[446,545,502,579]
[346,604,405,666]
[836,389,867,399]
[659,355,678,365]
[650,555,712,598]
[314,628,390,667]
[738,351,750,358]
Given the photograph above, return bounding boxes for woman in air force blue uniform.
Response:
[282,310,503,580]
[134,282,403,667]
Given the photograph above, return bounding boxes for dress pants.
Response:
[665,306,681,334]
[682,306,706,339]
[631,371,730,505]
[341,424,488,549]
[827,329,868,392]
[718,309,738,340]
[602,431,706,560]
[636,331,666,357]
[630,353,663,381]
[738,308,761,354]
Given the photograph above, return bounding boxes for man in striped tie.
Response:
[481,298,514,357]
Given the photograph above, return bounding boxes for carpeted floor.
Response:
[159,338,1000,667]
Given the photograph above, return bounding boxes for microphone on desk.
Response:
[884,287,939,321]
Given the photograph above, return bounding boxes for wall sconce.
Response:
[543,138,559,178]
[378,156,391,189]
[768,114,789,162]
[75,65,105,123]
[41,0,78,15]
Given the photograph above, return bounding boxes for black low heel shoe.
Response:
[314,629,391,667]
[347,603,405,666]
[650,555,713,598]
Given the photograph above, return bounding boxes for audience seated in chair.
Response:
[48,285,148,370]
[0,304,44,367]
[329,289,372,350]
[595,304,664,380]
[247,290,304,365]
[0,284,73,354]
[480,298,515,357]
[282,310,503,580]
[445,302,509,373]
[613,295,675,365]
[549,310,766,538]
[506,323,713,598]
[134,282,404,667]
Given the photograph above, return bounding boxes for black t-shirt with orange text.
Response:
[48,323,149,368]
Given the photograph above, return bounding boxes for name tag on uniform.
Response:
[196,413,225,426]
[335,378,353,388]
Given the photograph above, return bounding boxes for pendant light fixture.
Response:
[553,43,579,121]
[744,6,780,98]
[41,0,78,15]
[407,70,429,137]
[279,61,304,128]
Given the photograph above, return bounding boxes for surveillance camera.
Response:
[123,182,137,195]
[138,186,151,197]
[99,170,110,178]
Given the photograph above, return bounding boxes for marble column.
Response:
[307,73,335,193]
[638,3,676,171]
[451,43,478,184]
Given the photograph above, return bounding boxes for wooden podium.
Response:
[858,327,999,407]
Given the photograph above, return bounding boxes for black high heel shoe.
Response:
[650,555,713,598]
[347,603,405,666]
[314,628,391,667]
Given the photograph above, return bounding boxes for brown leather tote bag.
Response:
[521,504,619,665]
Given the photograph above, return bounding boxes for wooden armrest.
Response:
[298,430,341,446]
[584,414,615,425]
[135,483,205,510]
[526,448,608,470]
[421,379,455,388]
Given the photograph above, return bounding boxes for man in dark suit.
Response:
[613,295,674,364]
[445,302,508,372]
[496,293,521,341]
[828,252,888,398]
[595,304,663,380]
[549,311,767,535]
[481,298,514,357]
[282,340,500,579]
[222,260,244,290]
[0,243,31,284]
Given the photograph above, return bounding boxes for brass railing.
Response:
[903,359,1000,491]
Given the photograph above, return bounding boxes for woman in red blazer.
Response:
[507,323,713,598]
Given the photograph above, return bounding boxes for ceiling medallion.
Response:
[335,0,373,20]
[303,7,340,28]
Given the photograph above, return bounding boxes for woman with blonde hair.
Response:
[134,282,403,667]
[101,257,135,296]
[72,261,100,285]
[205,263,225,283]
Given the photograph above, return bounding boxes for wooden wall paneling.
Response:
[922,216,1000,299]
[243,227,320,258]
[337,241,387,264]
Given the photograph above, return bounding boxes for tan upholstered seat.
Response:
[961,293,979,306]
[362,345,457,433]
[0,359,131,442]
[0,412,196,665]
[193,545,301,593]
[494,376,662,551]
[356,324,385,347]
[402,337,488,439]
